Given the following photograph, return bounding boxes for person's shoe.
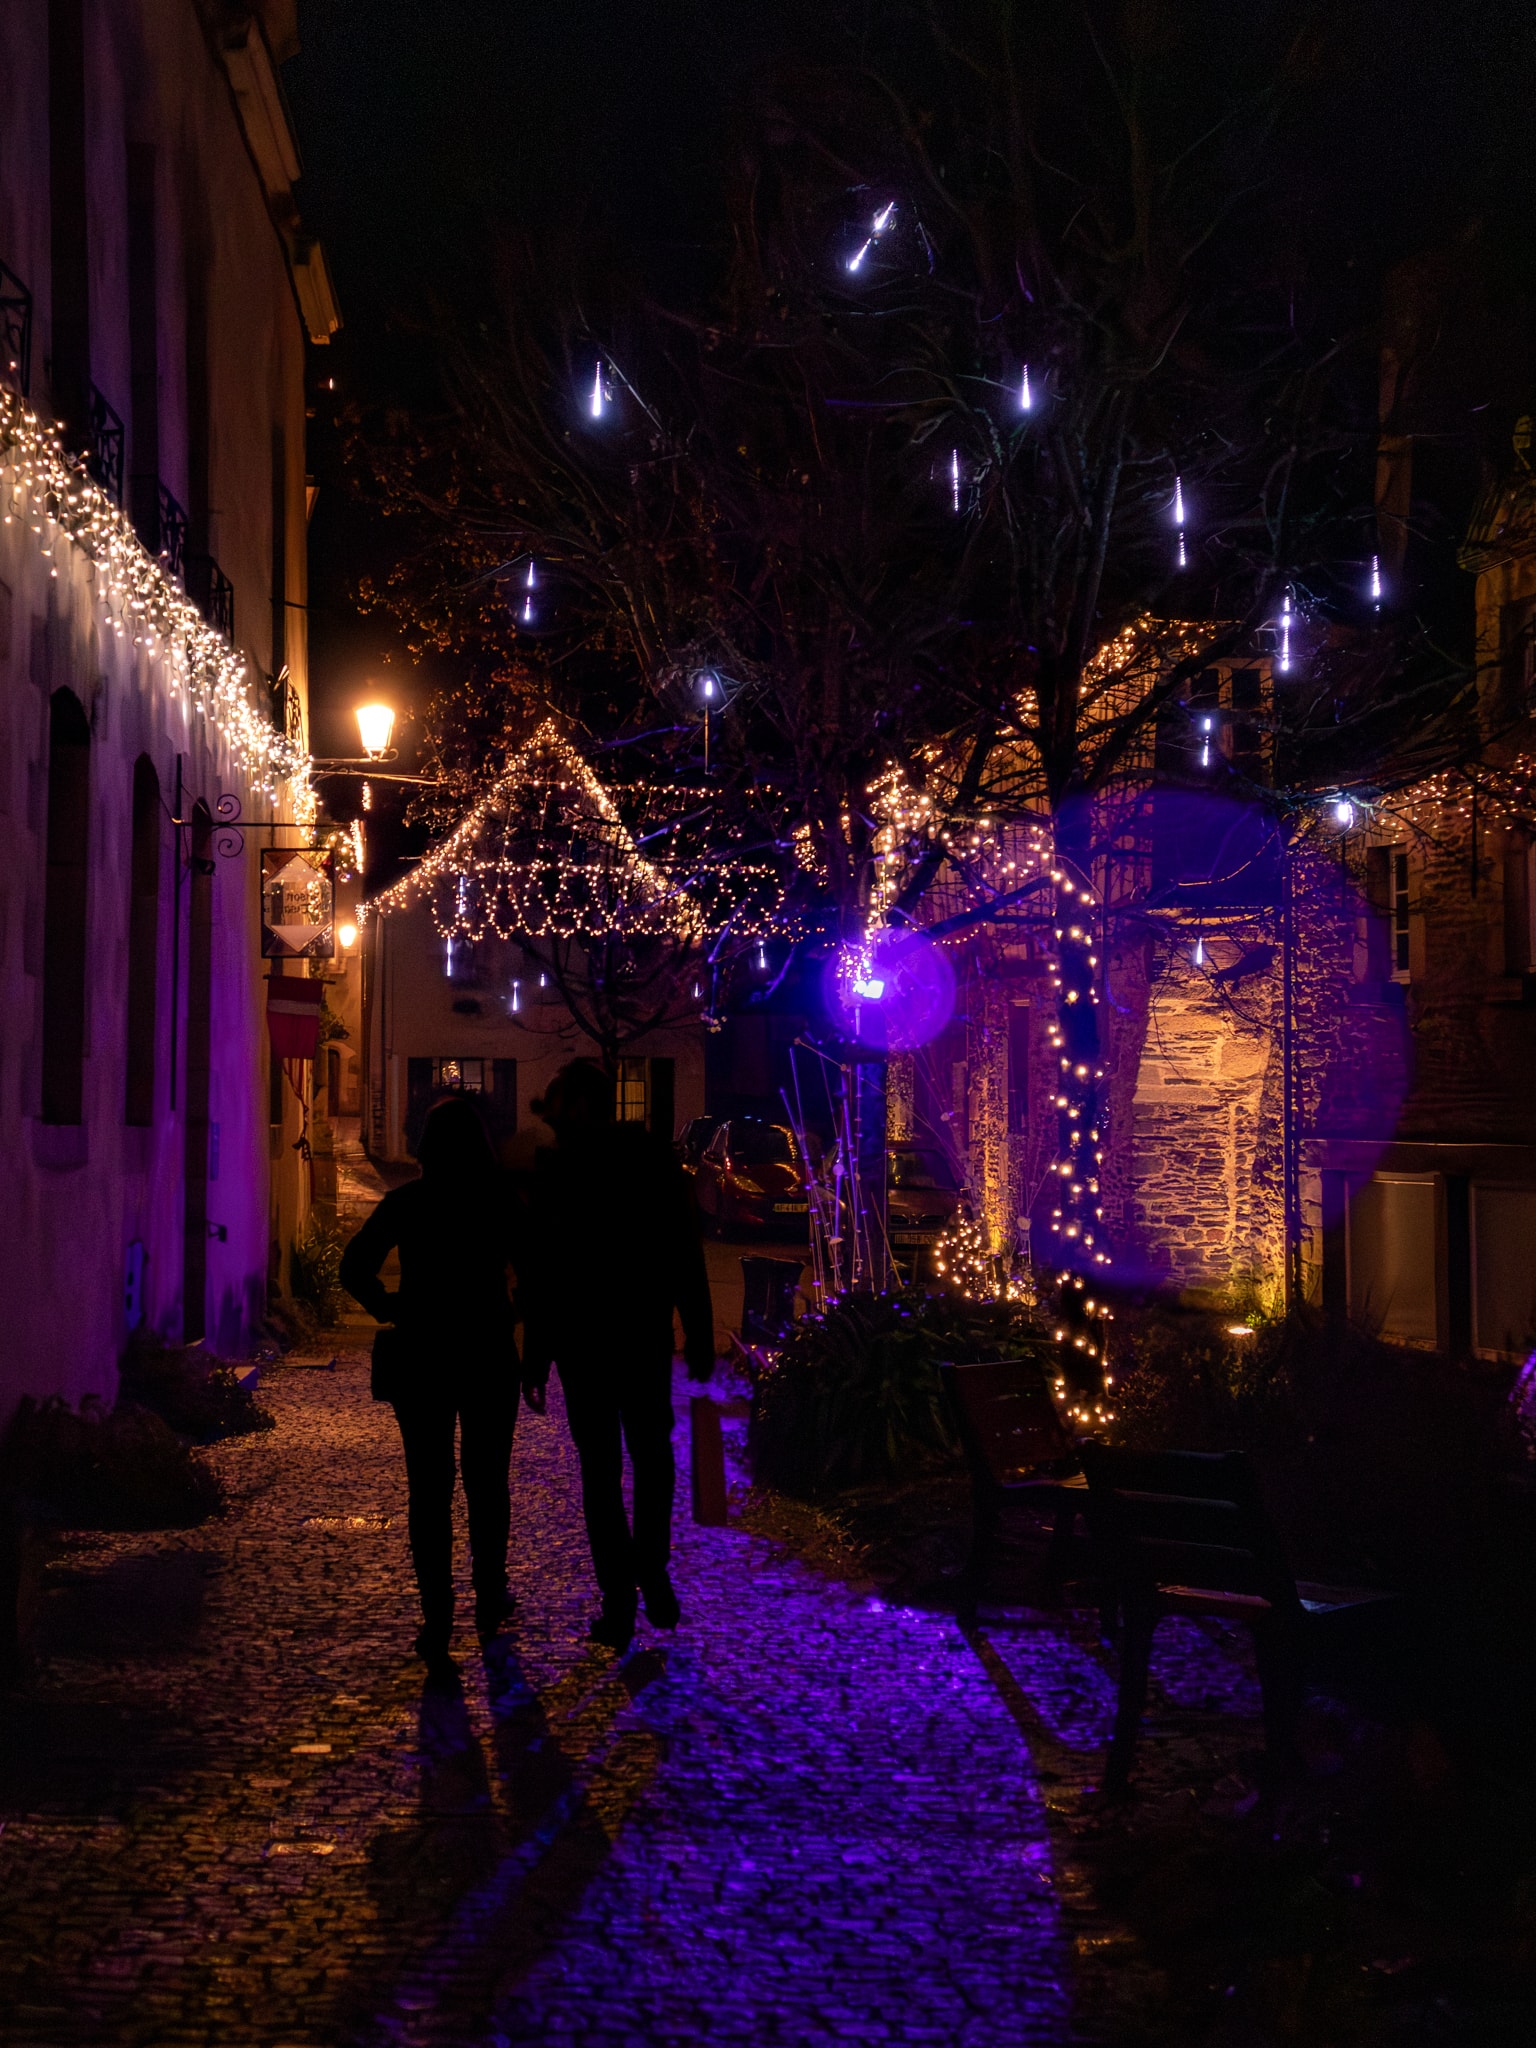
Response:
[588,1598,637,1654]
[413,1628,458,1682]
[475,1589,516,1643]
[639,1574,681,1630]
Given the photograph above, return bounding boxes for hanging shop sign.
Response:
[266,976,326,1063]
[261,847,336,958]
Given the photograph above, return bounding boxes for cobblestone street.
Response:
[0,1347,1094,2048]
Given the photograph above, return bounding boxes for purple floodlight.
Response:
[824,927,956,1052]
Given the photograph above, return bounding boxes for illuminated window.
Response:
[432,1057,486,1093]
[616,1056,647,1123]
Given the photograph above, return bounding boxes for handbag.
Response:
[370,1324,414,1403]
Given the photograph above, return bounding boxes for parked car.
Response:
[694,1118,812,1234]
[676,1114,722,1173]
[886,1145,965,1256]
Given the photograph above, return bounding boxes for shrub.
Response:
[1106,1302,1515,1584]
[119,1332,274,1443]
[290,1217,347,1325]
[0,1397,223,1530]
[749,1286,1056,1499]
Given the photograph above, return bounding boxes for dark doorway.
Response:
[648,1055,675,1142]
[42,688,91,1124]
[181,802,213,1341]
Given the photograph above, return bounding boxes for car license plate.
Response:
[772,1202,808,1214]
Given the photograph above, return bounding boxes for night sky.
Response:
[284,0,1536,783]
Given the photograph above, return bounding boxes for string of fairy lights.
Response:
[1,394,312,816]
[364,718,782,941]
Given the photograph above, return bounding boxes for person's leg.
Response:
[559,1363,636,1621]
[458,1380,519,1633]
[622,1353,678,1621]
[393,1394,459,1652]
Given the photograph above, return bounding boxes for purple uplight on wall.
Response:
[824,926,956,1052]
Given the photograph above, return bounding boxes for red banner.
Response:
[266,977,325,1062]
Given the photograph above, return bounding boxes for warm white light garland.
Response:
[365,717,781,941]
[1,394,312,816]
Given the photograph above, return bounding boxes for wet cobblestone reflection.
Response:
[0,1358,1074,2046]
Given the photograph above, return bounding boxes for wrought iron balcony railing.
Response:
[87,385,124,503]
[131,475,188,582]
[1,259,32,397]
[185,554,234,641]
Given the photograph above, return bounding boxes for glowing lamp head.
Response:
[590,362,606,418]
[852,974,886,1002]
[355,702,395,760]
[337,921,359,951]
[1333,797,1356,829]
[699,671,718,702]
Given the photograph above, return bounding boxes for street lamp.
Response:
[356,703,396,760]
[337,921,359,951]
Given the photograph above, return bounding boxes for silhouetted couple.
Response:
[339,1063,714,1676]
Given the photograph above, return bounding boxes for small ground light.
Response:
[1227,1323,1255,1337]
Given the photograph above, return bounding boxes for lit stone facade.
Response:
[0,1,330,1415]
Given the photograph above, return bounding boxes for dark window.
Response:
[124,755,160,1123]
[47,0,90,430]
[42,688,90,1123]
[1007,1001,1030,1134]
[1506,840,1536,976]
[271,424,288,684]
[1390,850,1411,978]
[127,143,160,509]
[1229,666,1265,781]
[1365,844,1412,982]
[1501,598,1536,717]
[182,802,214,1341]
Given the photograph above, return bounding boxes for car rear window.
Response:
[730,1123,795,1165]
[888,1148,956,1191]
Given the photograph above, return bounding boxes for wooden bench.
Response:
[1079,1444,1396,1791]
[939,1359,1090,1620]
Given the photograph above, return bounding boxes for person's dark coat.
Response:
[519,1122,712,1374]
[339,1105,519,1379]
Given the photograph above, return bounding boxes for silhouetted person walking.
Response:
[519,1060,714,1652]
[340,1095,521,1677]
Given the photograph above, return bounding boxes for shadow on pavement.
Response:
[334,1637,665,2046]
